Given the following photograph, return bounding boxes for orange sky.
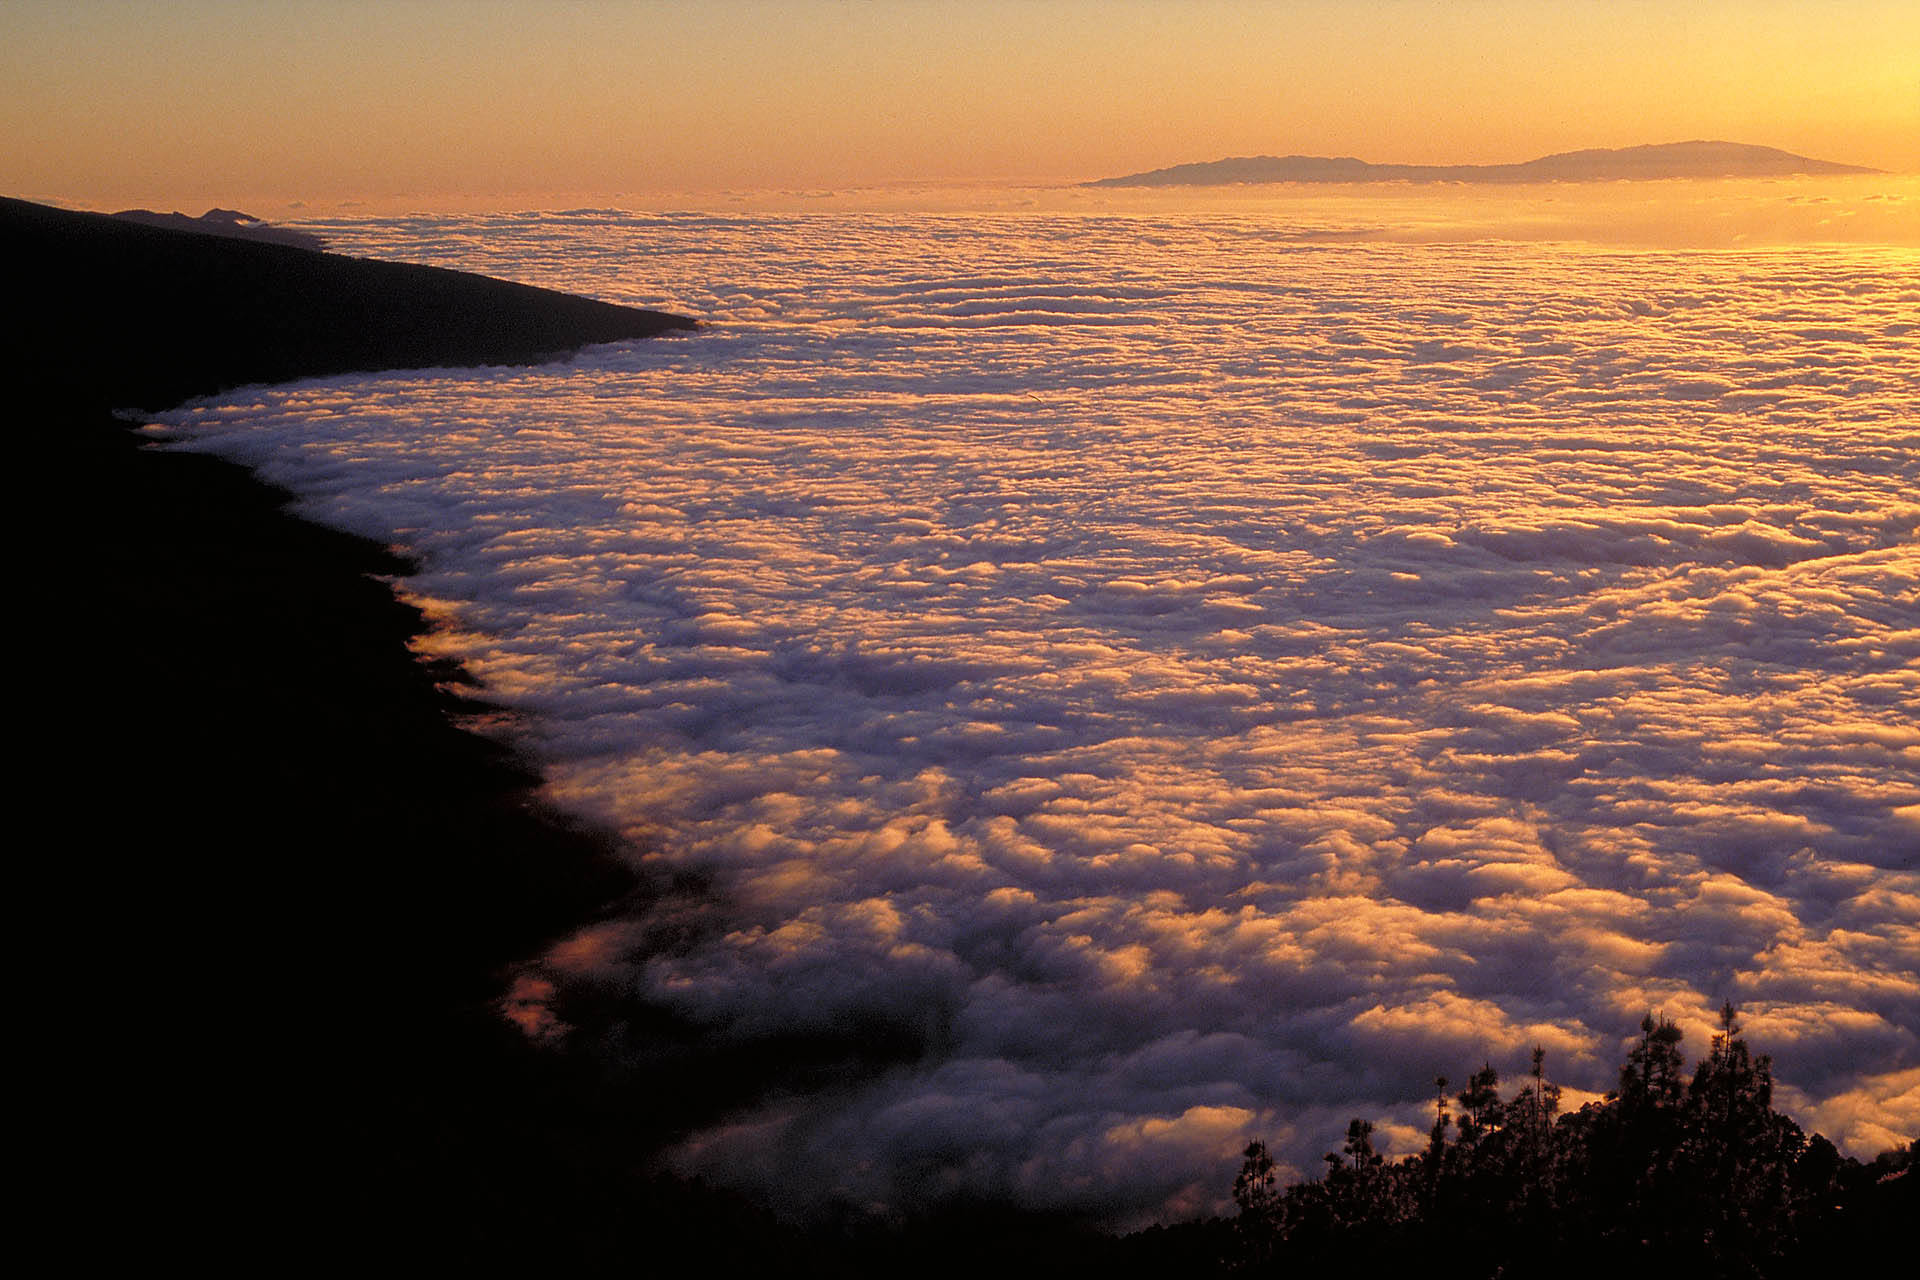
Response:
[5,0,1916,211]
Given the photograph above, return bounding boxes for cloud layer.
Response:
[159,210,1919,1225]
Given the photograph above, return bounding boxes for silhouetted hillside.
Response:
[1090,140,1881,187]
[5,195,694,413]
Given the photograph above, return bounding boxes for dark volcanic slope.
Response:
[1090,139,1882,188]
[6,194,694,412]
[12,195,701,1269]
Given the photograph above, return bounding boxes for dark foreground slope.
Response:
[9,197,711,1269]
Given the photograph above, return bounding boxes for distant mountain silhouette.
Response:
[111,205,328,250]
[1089,140,1880,188]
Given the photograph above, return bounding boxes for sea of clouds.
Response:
[157,208,1918,1225]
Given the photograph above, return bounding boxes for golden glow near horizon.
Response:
[3,0,1917,213]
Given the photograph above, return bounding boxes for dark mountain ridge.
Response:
[5,195,694,413]
[109,204,329,250]
[1090,140,1881,188]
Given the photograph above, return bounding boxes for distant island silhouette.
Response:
[1089,140,1880,188]
[110,205,329,250]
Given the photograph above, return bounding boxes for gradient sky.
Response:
[6,0,1916,208]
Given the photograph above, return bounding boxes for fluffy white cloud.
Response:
[158,208,1919,1224]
